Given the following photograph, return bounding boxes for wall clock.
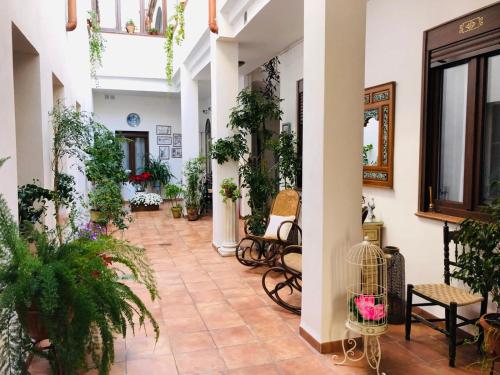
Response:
[127,113,141,127]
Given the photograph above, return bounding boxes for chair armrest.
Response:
[277,221,302,243]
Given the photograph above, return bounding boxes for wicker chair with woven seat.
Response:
[262,244,302,315]
[406,222,488,367]
[236,189,301,268]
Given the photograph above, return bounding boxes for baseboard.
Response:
[299,326,362,354]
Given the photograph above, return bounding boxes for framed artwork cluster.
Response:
[156,125,182,159]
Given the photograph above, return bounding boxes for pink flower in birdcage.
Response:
[354,295,386,321]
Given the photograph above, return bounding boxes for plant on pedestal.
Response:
[165,184,183,218]
[452,182,500,373]
[183,157,205,221]
[219,178,241,203]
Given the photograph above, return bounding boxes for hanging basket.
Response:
[345,239,388,336]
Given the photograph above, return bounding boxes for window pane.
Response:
[145,0,163,32]
[438,63,468,202]
[97,0,117,29]
[120,141,130,171]
[481,54,500,203]
[135,138,146,173]
[121,0,141,33]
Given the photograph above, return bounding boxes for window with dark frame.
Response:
[297,79,303,189]
[116,131,149,176]
[419,3,500,219]
[93,0,167,35]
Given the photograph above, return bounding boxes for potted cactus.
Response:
[126,19,136,34]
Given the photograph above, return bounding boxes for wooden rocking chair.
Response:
[236,189,301,268]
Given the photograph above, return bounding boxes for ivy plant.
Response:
[88,10,106,81]
[164,2,185,82]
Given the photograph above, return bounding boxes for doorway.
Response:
[116,131,149,176]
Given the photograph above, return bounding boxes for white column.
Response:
[218,200,238,256]
[180,65,200,162]
[210,36,239,249]
[300,0,366,346]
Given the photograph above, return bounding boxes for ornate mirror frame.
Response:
[363,81,395,188]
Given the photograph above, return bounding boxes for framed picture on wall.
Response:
[157,136,172,145]
[172,148,182,158]
[159,146,170,160]
[173,133,182,147]
[282,122,291,133]
[156,125,171,135]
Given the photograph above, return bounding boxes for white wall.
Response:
[364,0,498,317]
[279,40,303,134]
[93,92,182,200]
[0,0,94,217]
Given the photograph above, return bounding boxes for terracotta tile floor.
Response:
[30,204,492,374]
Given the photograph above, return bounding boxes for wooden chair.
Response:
[236,189,301,268]
[262,244,302,315]
[405,222,488,367]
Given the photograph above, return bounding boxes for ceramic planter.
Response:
[480,314,500,355]
[131,204,160,212]
[126,24,136,34]
[186,207,199,221]
[171,207,182,218]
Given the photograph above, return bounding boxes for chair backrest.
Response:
[443,222,488,311]
[271,189,301,218]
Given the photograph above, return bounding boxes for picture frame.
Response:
[282,122,291,133]
[156,125,171,135]
[173,133,182,147]
[172,148,182,158]
[157,136,172,145]
[159,146,170,160]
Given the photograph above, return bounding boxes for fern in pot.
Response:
[452,182,500,372]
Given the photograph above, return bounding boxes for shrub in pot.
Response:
[144,156,173,195]
[88,180,131,231]
[452,182,500,372]
[165,184,183,218]
[183,158,204,221]
[219,178,240,203]
[0,158,159,375]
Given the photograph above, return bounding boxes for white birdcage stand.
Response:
[334,238,388,375]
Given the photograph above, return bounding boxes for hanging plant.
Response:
[87,10,106,81]
[164,2,185,82]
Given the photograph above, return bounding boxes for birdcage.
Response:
[346,239,388,336]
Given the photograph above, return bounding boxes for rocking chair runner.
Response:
[236,189,301,268]
[262,244,302,315]
[405,222,488,367]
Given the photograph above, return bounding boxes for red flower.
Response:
[129,172,152,183]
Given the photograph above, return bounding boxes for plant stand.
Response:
[218,200,238,257]
[333,325,385,375]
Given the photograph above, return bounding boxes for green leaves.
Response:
[210,134,248,165]
[88,10,106,81]
[269,131,299,189]
[164,3,185,82]
[144,156,174,186]
[183,157,205,209]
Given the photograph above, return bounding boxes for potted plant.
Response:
[126,19,136,33]
[88,180,131,231]
[129,172,151,192]
[0,158,159,375]
[148,27,159,35]
[219,178,240,203]
[452,182,500,372]
[165,184,183,218]
[183,157,204,221]
[144,156,173,195]
[130,192,162,212]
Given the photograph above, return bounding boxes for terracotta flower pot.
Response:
[171,207,182,219]
[479,314,500,355]
[90,209,104,223]
[186,207,199,221]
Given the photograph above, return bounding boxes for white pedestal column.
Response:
[300,0,366,346]
[180,65,200,162]
[210,36,239,249]
[218,200,239,256]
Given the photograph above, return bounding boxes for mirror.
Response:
[363,82,395,188]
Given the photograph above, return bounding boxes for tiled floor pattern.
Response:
[30,204,492,374]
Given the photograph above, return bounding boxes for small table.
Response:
[362,221,384,247]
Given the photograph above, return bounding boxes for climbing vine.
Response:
[164,3,185,82]
[88,10,106,81]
